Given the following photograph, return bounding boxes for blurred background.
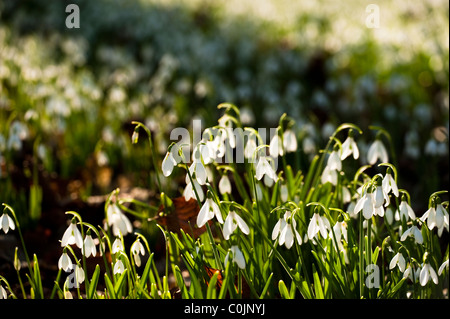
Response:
[0,0,448,254]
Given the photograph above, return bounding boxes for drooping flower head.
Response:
[340,130,359,160]
[131,239,146,267]
[83,231,97,258]
[389,252,406,272]
[61,218,83,248]
[0,211,15,234]
[272,211,302,249]
[223,210,250,240]
[255,156,278,184]
[58,249,73,272]
[197,198,224,228]
[218,174,232,195]
[106,203,133,237]
[224,245,246,269]
[307,211,331,241]
[367,137,388,165]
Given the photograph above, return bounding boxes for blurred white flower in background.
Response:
[367,139,388,165]
[106,203,133,237]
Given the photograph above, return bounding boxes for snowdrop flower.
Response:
[283,129,297,153]
[255,156,277,183]
[183,179,205,202]
[197,198,224,228]
[367,139,388,165]
[271,211,302,249]
[186,159,207,185]
[354,192,375,220]
[400,225,423,244]
[321,165,338,185]
[0,285,7,299]
[223,210,250,240]
[83,232,97,258]
[224,245,246,269]
[385,207,394,224]
[74,264,85,285]
[332,221,348,245]
[438,259,449,276]
[162,150,177,177]
[346,201,357,219]
[321,146,341,185]
[218,115,236,149]
[420,263,438,286]
[398,198,416,222]
[218,174,232,195]
[269,133,283,157]
[382,169,399,198]
[420,200,449,237]
[244,136,258,159]
[307,212,331,240]
[326,149,342,171]
[131,239,145,267]
[58,251,73,272]
[112,237,124,254]
[0,211,15,234]
[389,252,406,272]
[340,134,359,160]
[302,136,316,154]
[61,219,83,248]
[373,184,386,209]
[193,142,212,165]
[106,203,133,237]
[113,259,125,275]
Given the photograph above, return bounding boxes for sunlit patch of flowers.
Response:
[1,104,448,299]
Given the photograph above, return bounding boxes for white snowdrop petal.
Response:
[272,219,282,240]
[197,200,211,228]
[162,152,175,177]
[234,212,250,235]
[284,226,294,249]
[420,265,429,286]
[400,228,411,241]
[430,266,439,284]
[362,196,374,220]
[367,142,378,165]
[211,201,224,224]
[389,253,398,270]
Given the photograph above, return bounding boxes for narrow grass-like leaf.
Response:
[88,264,101,299]
[174,265,191,299]
[206,269,220,299]
[312,264,324,299]
[259,272,273,299]
[104,274,116,299]
[114,269,128,297]
[32,254,43,299]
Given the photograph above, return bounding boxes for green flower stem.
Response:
[295,243,314,297]
[66,211,90,296]
[132,121,162,193]
[50,268,62,299]
[366,218,372,299]
[359,211,365,298]
[2,204,35,282]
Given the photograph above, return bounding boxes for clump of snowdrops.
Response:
[1,103,448,299]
